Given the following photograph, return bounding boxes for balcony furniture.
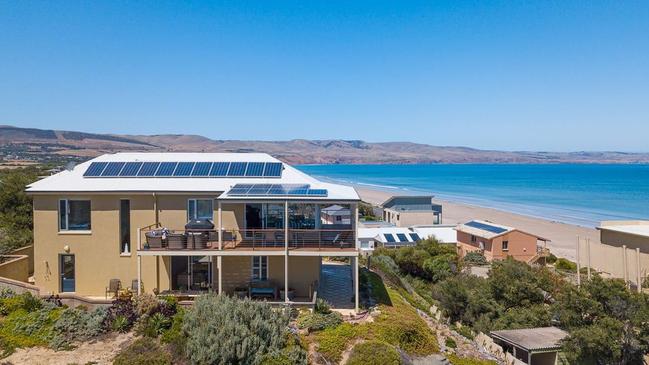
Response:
[167,233,187,249]
[187,232,208,249]
[185,219,214,249]
[105,279,121,299]
[145,230,166,249]
[249,280,277,300]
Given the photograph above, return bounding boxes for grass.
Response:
[447,354,498,365]
[312,269,438,363]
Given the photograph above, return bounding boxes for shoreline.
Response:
[353,185,599,261]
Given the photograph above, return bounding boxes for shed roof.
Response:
[490,327,568,352]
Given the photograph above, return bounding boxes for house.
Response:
[455,220,549,262]
[321,204,351,225]
[380,196,442,226]
[26,153,362,312]
[490,327,568,365]
[357,224,456,252]
[598,220,649,253]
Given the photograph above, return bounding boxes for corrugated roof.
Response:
[26,152,360,201]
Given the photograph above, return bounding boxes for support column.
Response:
[217,256,222,294]
[284,201,289,303]
[217,201,222,250]
[576,236,581,287]
[586,238,592,280]
[354,256,359,313]
[137,255,142,295]
[353,203,359,250]
[623,245,628,288]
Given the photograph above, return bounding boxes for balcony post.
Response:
[137,255,142,295]
[217,201,222,250]
[217,256,222,294]
[354,256,359,313]
[284,201,289,303]
[353,203,359,250]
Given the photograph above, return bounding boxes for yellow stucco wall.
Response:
[0,256,29,282]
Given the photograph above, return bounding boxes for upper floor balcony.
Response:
[136,202,358,254]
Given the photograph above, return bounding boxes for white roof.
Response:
[598,222,649,238]
[456,220,514,239]
[411,225,457,243]
[26,152,360,201]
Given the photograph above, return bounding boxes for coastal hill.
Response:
[2,125,648,164]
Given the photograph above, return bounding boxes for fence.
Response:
[575,237,649,290]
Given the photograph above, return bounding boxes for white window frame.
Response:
[187,198,214,221]
[251,256,268,282]
[502,240,509,251]
[58,199,91,232]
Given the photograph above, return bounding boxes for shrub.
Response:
[113,337,172,365]
[160,309,186,362]
[107,298,138,332]
[136,312,172,338]
[50,306,109,349]
[0,306,63,356]
[445,337,457,348]
[183,294,289,364]
[133,293,161,316]
[347,340,401,365]
[447,354,498,365]
[546,253,558,264]
[423,254,455,283]
[463,252,487,266]
[314,298,332,314]
[297,311,343,331]
[0,288,15,300]
[0,292,42,315]
[555,258,577,271]
[260,333,308,365]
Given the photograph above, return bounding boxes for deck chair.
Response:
[106,279,121,299]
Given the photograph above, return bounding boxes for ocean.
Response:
[296,164,649,228]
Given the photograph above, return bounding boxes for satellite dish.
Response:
[65,162,76,171]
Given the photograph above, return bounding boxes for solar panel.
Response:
[83,161,283,178]
[396,233,408,242]
[306,189,328,196]
[248,184,272,195]
[191,162,212,176]
[119,162,143,176]
[409,233,421,241]
[384,234,396,243]
[227,183,327,197]
[173,162,195,176]
[262,162,283,177]
[465,221,508,234]
[83,162,109,177]
[137,162,160,176]
[245,162,265,176]
[227,162,247,176]
[101,162,126,176]
[209,162,230,176]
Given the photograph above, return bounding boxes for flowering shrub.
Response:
[106,298,138,333]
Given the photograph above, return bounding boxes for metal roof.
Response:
[490,327,568,352]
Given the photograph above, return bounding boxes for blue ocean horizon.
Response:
[297,164,649,228]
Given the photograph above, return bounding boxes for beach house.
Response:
[26,153,361,311]
[598,220,649,253]
[455,220,550,263]
[381,195,442,226]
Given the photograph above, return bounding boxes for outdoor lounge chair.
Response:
[249,280,277,300]
[106,279,121,299]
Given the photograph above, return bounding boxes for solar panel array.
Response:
[409,233,421,241]
[465,220,508,234]
[384,232,419,244]
[83,161,283,178]
[226,183,328,197]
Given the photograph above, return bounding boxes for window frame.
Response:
[502,240,509,251]
[58,199,92,232]
[187,198,214,221]
[251,256,269,282]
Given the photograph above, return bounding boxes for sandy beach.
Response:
[356,186,600,260]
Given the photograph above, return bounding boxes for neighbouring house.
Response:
[357,224,456,253]
[598,220,649,253]
[455,220,550,263]
[490,327,568,365]
[381,196,442,227]
[320,204,351,225]
[26,153,362,312]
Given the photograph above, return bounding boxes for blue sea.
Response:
[296,164,649,228]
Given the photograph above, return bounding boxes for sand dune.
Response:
[356,186,599,261]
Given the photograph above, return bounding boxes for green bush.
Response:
[314,298,332,314]
[463,252,487,266]
[136,312,172,338]
[555,258,577,271]
[0,306,63,356]
[0,292,42,315]
[445,337,457,348]
[423,254,455,283]
[49,306,109,349]
[133,293,161,316]
[297,311,343,331]
[160,309,186,362]
[260,334,308,365]
[113,337,172,365]
[183,294,289,364]
[546,253,558,264]
[447,354,497,365]
[112,315,131,333]
[347,340,401,365]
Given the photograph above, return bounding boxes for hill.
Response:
[1,125,648,165]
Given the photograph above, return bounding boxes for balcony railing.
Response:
[138,226,356,252]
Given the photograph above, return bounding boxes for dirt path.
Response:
[3,332,135,365]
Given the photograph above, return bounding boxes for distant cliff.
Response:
[2,125,648,165]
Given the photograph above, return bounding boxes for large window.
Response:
[59,199,91,231]
[252,256,268,281]
[188,199,213,221]
[288,204,317,229]
[245,204,284,229]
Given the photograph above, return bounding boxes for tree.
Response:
[0,168,40,254]
[487,258,546,309]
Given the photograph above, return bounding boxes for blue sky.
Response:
[1,1,648,152]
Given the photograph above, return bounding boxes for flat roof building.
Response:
[381,195,442,227]
[598,220,649,253]
[490,327,568,365]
